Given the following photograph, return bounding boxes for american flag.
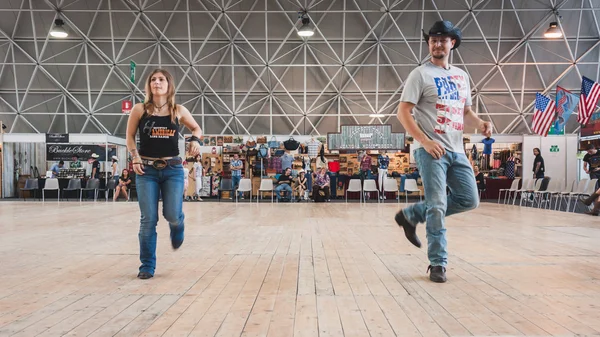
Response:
[578,76,600,125]
[532,93,556,136]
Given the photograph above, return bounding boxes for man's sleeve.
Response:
[465,75,473,107]
[399,69,422,105]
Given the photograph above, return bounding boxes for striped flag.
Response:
[532,93,556,137]
[578,76,600,125]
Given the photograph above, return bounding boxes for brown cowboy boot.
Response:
[582,193,599,206]
[585,200,600,216]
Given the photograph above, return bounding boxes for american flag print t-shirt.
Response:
[400,62,472,154]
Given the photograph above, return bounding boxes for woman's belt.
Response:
[141,157,182,170]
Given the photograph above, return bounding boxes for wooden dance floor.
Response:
[0,200,599,336]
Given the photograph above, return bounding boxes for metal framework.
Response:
[0,0,599,136]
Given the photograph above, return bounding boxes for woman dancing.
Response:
[126,68,202,280]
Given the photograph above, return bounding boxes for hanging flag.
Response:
[532,93,556,137]
[551,86,579,134]
[578,76,600,126]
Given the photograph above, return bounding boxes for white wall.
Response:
[522,135,578,187]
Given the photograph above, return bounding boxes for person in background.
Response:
[114,169,131,201]
[312,167,331,202]
[50,160,64,177]
[296,170,307,201]
[533,148,545,179]
[275,167,293,201]
[111,156,119,181]
[90,153,100,179]
[230,154,243,199]
[69,155,81,168]
[473,165,485,195]
[192,155,204,201]
[183,160,190,201]
[583,144,600,185]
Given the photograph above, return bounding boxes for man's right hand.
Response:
[422,139,446,160]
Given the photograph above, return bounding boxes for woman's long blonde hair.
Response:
[144,68,178,123]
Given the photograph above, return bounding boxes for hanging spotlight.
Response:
[544,22,562,38]
[50,19,68,38]
[297,15,314,37]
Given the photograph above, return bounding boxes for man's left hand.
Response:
[479,120,493,137]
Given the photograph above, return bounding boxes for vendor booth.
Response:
[1,133,127,199]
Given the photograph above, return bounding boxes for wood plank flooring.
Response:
[0,200,599,336]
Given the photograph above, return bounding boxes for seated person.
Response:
[296,170,308,201]
[114,169,131,201]
[312,167,331,202]
[474,166,485,191]
[275,168,293,201]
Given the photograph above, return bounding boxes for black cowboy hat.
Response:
[422,20,462,50]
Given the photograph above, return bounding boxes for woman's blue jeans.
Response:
[135,161,185,275]
[402,148,479,267]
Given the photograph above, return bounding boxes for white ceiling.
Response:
[0,0,599,136]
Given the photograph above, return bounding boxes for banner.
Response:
[46,144,116,161]
[580,111,600,137]
[45,133,69,143]
[327,125,405,150]
[550,86,578,135]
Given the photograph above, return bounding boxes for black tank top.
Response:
[138,112,180,158]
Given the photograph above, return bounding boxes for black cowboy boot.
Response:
[585,201,600,216]
[582,193,599,206]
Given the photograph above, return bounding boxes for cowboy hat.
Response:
[111,155,118,161]
[422,20,462,50]
[91,153,99,158]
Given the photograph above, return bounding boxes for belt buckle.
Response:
[152,159,168,170]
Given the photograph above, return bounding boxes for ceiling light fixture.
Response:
[544,22,562,38]
[369,114,384,118]
[297,14,314,37]
[50,19,68,38]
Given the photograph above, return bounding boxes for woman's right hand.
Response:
[132,158,145,175]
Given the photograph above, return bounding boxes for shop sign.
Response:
[46,144,115,161]
[122,100,132,114]
[46,133,69,143]
[328,125,405,150]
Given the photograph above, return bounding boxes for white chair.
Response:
[564,179,590,212]
[363,179,379,202]
[498,178,520,204]
[236,178,253,202]
[520,179,543,207]
[573,178,598,213]
[553,180,575,211]
[42,178,60,202]
[383,178,399,203]
[345,179,362,203]
[404,179,422,203]
[257,179,274,203]
[512,179,534,205]
[534,178,562,209]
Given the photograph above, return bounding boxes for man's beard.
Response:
[432,52,445,59]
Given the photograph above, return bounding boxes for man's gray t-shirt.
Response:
[400,62,472,154]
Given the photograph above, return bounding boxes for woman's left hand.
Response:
[188,141,201,157]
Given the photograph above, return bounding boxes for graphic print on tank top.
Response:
[142,119,177,139]
[433,75,468,135]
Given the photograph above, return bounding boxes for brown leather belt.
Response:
[141,157,182,170]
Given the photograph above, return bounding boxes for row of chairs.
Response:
[20,178,126,202]
[498,178,598,212]
[223,177,422,203]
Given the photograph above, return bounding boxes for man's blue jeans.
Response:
[402,148,479,267]
[135,162,185,275]
[231,175,242,197]
[275,183,293,200]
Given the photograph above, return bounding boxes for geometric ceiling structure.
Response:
[0,0,599,137]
